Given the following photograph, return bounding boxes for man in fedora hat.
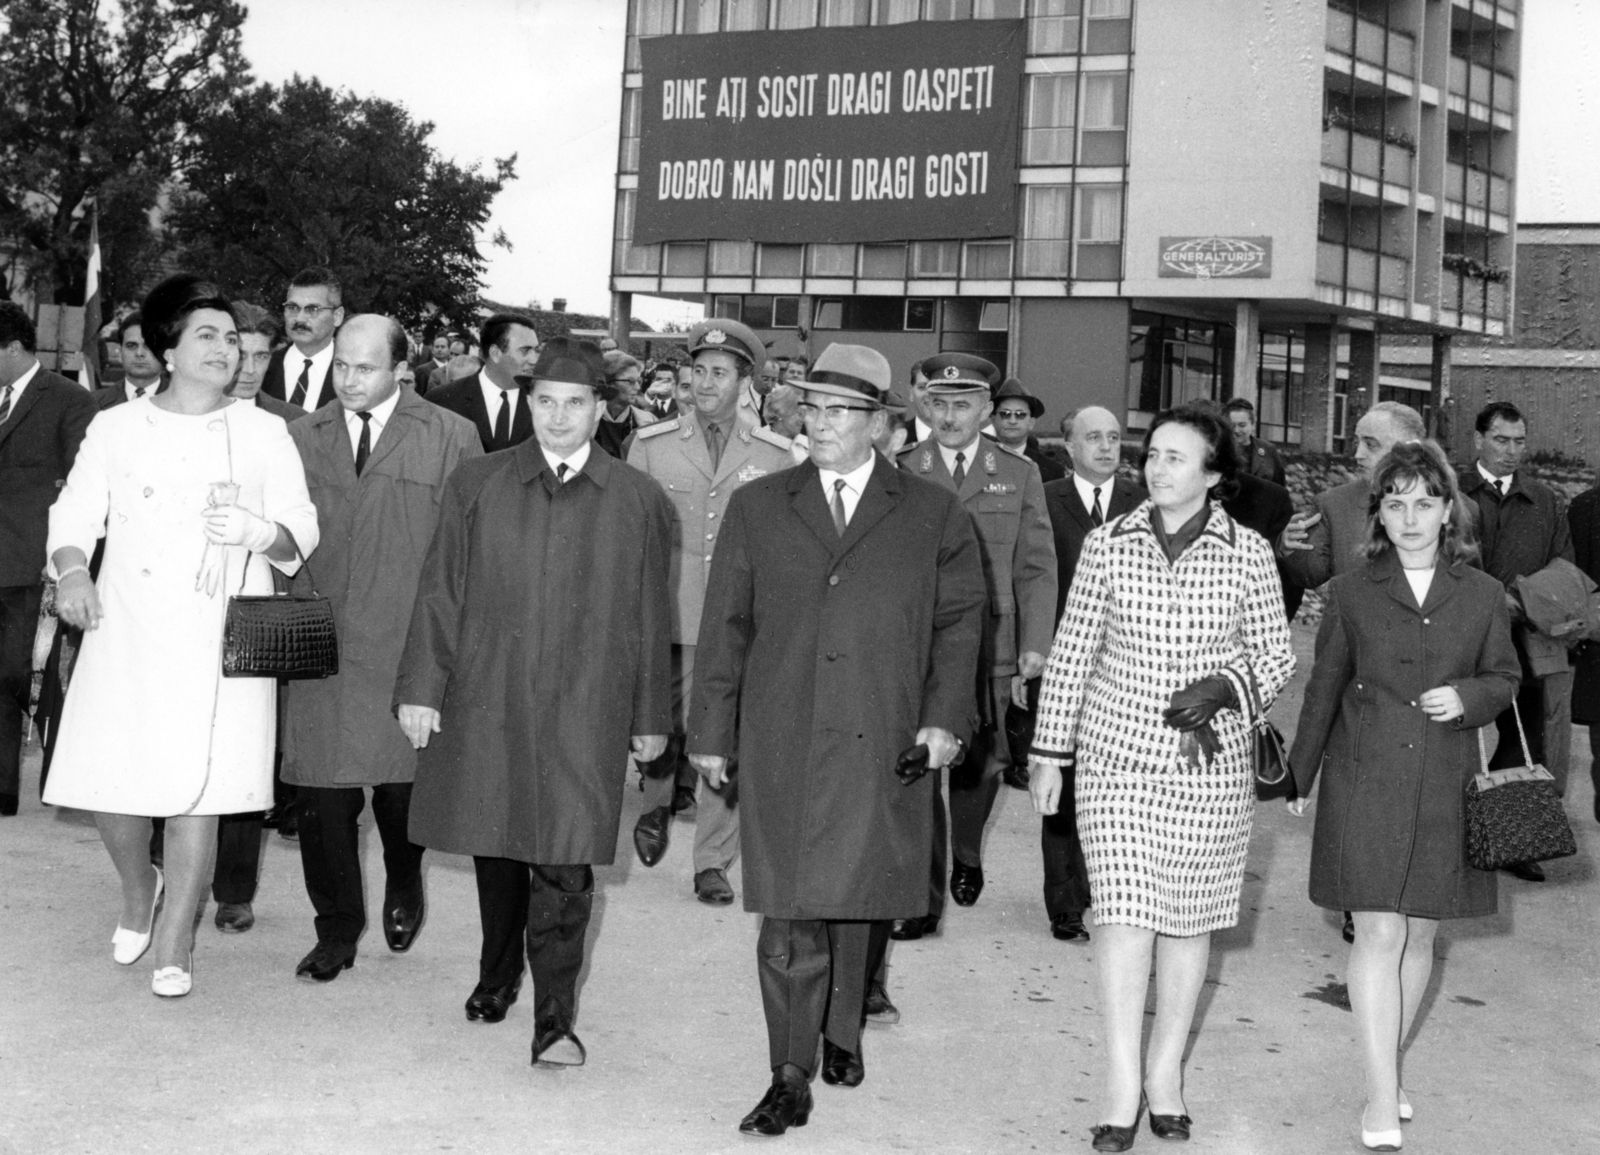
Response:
[395,336,674,1068]
[892,353,1057,938]
[626,317,794,905]
[991,377,1064,483]
[689,342,985,1135]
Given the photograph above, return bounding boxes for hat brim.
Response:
[925,380,991,394]
[801,380,890,407]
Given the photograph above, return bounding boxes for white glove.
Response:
[196,541,226,597]
[203,505,278,553]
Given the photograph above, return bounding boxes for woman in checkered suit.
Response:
[1029,405,1295,1151]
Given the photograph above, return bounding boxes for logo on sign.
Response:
[1158,236,1272,279]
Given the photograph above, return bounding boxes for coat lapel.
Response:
[955,442,990,504]
[0,371,48,450]
[788,461,847,554]
[679,415,715,481]
[313,404,359,486]
[360,389,427,477]
[836,455,903,557]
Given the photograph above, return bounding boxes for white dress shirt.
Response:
[1073,472,1114,522]
[0,361,41,421]
[344,386,402,458]
[938,437,982,480]
[479,375,528,429]
[1477,461,1514,495]
[123,377,160,402]
[817,455,876,525]
[542,440,591,482]
[288,342,336,410]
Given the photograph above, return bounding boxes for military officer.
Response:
[626,318,795,904]
[892,353,1057,942]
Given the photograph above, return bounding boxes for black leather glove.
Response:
[895,744,932,785]
[1162,676,1237,732]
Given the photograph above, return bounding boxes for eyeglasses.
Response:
[282,303,336,319]
[797,402,876,424]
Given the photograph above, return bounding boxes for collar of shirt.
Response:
[818,455,876,524]
[938,437,981,478]
[696,411,729,439]
[292,342,335,402]
[125,377,159,401]
[914,417,934,443]
[1477,461,1514,493]
[541,441,591,481]
[2,360,41,411]
[344,387,402,454]
[479,374,527,418]
[1073,472,1112,517]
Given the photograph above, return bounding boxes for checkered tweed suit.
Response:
[1032,501,1295,935]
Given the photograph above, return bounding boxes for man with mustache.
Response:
[262,267,345,411]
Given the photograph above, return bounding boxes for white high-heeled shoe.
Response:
[1398,1089,1412,1123]
[111,868,164,966]
[152,953,193,998]
[1362,1104,1402,1151]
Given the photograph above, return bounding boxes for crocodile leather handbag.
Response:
[222,550,338,680]
[1464,702,1575,871]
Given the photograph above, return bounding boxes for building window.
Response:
[774,0,817,28]
[814,300,844,329]
[924,0,973,18]
[1256,332,1304,445]
[627,0,677,69]
[941,298,1008,365]
[1021,185,1072,277]
[860,244,908,279]
[713,295,743,321]
[1030,0,1081,55]
[876,0,920,21]
[963,240,1013,279]
[820,0,870,25]
[725,0,768,29]
[615,189,661,275]
[905,299,935,330]
[974,0,1023,15]
[709,239,755,275]
[911,240,960,277]
[1084,0,1132,54]
[772,296,802,327]
[682,0,720,32]
[808,243,857,276]
[758,244,804,277]
[1024,74,1076,165]
[1074,184,1122,279]
[618,88,642,173]
[1079,72,1128,165]
[664,242,707,276]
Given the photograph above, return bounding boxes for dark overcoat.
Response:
[1290,552,1520,919]
[1567,486,1600,726]
[283,390,481,787]
[688,456,987,921]
[394,442,674,865]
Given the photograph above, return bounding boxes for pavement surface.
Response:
[3,621,1599,1155]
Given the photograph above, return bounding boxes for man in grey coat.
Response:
[284,315,482,982]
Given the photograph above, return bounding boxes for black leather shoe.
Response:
[1002,763,1030,790]
[0,792,17,817]
[214,901,255,933]
[820,1040,864,1087]
[694,867,735,905]
[1342,911,1355,943]
[671,782,698,814]
[465,980,520,1023]
[383,894,425,953]
[1149,1110,1192,1141]
[295,941,355,982]
[532,1022,586,1067]
[1051,912,1090,941]
[1090,1123,1137,1152]
[277,805,299,840]
[863,981,899,1025]
[632,805,671,867]
[738,1074,813,1136]
[889,914,939,940]
[1506,860,1546,882]
[950,861,984,907]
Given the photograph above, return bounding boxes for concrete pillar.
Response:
[609,291,632,349]
[1346,328,1381,451]
[1430,333,1452,446]
[1302,323,1339,453]
[1231,299,1260,406]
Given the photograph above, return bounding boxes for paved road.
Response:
[3,622,1598,1154]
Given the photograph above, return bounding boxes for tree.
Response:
[0,0,249,305]
[168,76,515,328]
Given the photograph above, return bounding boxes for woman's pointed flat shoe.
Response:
[1090,1123,1137,1152]
[112,868,164,966]
[1361,1105,1402,1151]
[1148,1110,1192,1140]
[1397,1089,1412,1123]
[152,953,193,998]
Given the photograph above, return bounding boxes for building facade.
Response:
[608,0,1522,450]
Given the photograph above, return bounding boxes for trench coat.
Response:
[283,391,482,787]
[1290,552,1520,919]
[394,442,673,865]
[688,455,987,920]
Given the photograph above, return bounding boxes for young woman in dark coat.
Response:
[1289,441,1519,1151]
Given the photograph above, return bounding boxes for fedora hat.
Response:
[992,376,1045,419]
[802,343,894,407]
[524,337,612,399]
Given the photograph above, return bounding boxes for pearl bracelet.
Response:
[56,565,90,583]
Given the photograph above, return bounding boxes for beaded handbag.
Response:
[1465,701,1575,871]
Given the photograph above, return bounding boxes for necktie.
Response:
[134,384,147,399]
[1496,477,1508,497]
[952,451,967,487]
[354,412,372,476]
[493,389,511,448]
[831,478,848,536]
[0,384,11,425]
[705,421,724,470]
[556,462,570,485]
[1091,486,1104,527]
[290,358,312,408]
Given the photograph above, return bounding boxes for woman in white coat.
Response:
[47,275,318,997]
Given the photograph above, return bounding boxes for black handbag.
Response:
[1464,702,1575,871]
[1243,667,1294,800]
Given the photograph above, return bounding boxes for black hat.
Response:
[921,352,1001,395]
[523,337,613,399]
[992,377,1045,419]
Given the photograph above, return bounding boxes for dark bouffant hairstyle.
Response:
[139,274,234,363]
[1363,439,1479,565]
[1145,402,1241,502]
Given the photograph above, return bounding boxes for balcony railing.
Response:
[1442,268,1510,321]
[1444,162,1511,215]
[1327,8,1416,78]
[1324,127,1416,186]
[1317,241,1410,300]
[1448,55,1516,115]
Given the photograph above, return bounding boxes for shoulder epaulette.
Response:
[635,418,680,440]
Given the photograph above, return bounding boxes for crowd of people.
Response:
[1,265,1597,1150]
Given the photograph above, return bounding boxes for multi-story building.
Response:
[608,0,1522,452]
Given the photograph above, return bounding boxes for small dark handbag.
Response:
[1244,667,1294,800]
[1465,704,1576,870]
[222,549,338,680]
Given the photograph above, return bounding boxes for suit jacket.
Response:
[688,456,986,919]
[262,345,336,410]
[1239,435,1287,486]
[0,368,98,585]
[899,436,1057,680]
[426,372,530,454]
[1280,477,1371,591]
[252,392,307,424]
[92,381,164,410]
[285,389,482,787]
[1225,471,1302,618]
[1042,475,1145,623]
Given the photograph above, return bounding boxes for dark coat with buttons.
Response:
[688,455,987,920]
[1290,552,1520,918]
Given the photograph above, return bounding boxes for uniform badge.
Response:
[736,465,767,483]
[704,329,727,345]
[983,450,997,474]
[919,449,933,473]
[983,483,1017,495]
[942,365,961,379]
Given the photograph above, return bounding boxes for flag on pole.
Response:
[78,206,102,391]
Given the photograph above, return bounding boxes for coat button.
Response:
[1422,618,1430,625]
[143,487,153,497]
[1410,700,1418,707]
[707,511,716,519]
[705,533,715,541]
[709,490,717,498]
[704,554,713,562]
[826,652,838,661]
[828,575,840,586]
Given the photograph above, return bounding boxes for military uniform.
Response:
[627,321,794,885]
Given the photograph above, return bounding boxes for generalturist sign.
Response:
[634,19,1024,245]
